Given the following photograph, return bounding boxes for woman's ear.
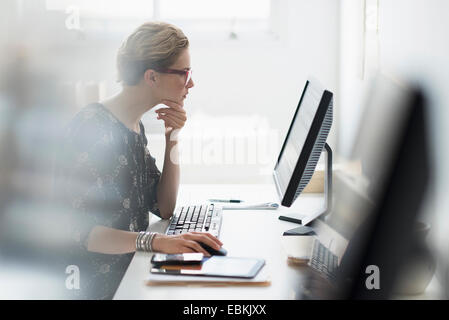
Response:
[144,69,158,87]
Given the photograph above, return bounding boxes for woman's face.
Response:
[156,48,194,107]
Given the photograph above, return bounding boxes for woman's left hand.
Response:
[156,99,187,134]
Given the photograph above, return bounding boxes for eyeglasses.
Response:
[156,68,192,86]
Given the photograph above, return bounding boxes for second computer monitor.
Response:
[273,78,333,225]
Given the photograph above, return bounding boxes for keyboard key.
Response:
[199,205,206,216]
[186,208,193,222]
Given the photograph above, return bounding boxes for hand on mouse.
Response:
[151,232,223,257]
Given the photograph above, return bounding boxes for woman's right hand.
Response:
[151,232,223,257]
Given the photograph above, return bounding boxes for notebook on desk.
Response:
[146,256,270,286]
[146,266,271,286]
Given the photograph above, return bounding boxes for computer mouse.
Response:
[199,242,228,256]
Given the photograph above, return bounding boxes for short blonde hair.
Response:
[117,22,189,86]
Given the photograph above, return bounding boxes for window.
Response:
[45,0,154,19]
[45,0,275,44]
[159,0,269,19]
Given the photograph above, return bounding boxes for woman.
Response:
[57,22,223,299]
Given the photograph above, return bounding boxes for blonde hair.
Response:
[117,22,189,86]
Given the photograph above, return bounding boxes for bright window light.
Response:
[160,0,270,20]
[46,0,154,18]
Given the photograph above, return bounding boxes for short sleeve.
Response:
[53,105,160,300]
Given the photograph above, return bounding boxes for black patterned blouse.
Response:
[56,103,161,299]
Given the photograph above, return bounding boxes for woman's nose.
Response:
[187,77,194,88]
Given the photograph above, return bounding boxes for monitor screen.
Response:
[273,78,333,211]
[275,82,324,196]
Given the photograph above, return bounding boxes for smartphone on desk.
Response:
[151,253,204,267]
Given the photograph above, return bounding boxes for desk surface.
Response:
[113,184,442,300]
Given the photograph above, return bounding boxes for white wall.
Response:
[145,0,340,183]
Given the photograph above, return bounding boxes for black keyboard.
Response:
[308,238,338,280]
[165,203,223,238]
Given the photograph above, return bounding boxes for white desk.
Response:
[114,183,328,300]
[113,183,442,300]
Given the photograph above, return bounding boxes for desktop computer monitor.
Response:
[309,75,431,299]
[273,78,333,226]
[338,79,430,299]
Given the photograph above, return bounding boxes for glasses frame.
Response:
[156,68,192,86]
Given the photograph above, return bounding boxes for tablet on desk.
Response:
[150,256,265,279]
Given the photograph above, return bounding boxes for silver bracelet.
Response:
[136,231,146,252]
[141,232,149,251]
[144,232,150,252]
[136,231,158,252]
[135,231,144,251]
[148,232,157,252]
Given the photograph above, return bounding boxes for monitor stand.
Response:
[279,143,332,234]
